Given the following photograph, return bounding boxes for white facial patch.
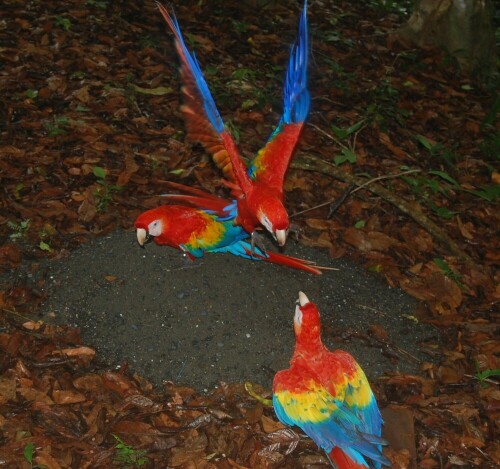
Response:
[147,219,163,237]
[259,212,273,233]
[294,304,303,326]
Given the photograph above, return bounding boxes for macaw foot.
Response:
[250,231,268,256]
[288,222,303,242]
[172,252,202,271]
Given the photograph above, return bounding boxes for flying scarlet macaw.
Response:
[273,292,390,468]
[156,1,310,247]
[134,199,325,275]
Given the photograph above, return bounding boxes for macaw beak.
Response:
[298,291,309,306]
[275,229,287,247]
[136,228,153,247]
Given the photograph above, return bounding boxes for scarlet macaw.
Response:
[273,292,390,468]
[156,1,310,247]
[134,202,324,275]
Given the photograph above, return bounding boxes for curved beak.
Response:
[275,229,287,247]
[136,228,149,247]
[298,291,309,307]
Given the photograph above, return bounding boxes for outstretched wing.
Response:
[156,3,237,181]
[249,1,310,194]
[159,180,237,219]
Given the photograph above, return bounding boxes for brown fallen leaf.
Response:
[0,377,16,404]
[169,430,207,467]
[52,389,86,405]
[260,414,286,433]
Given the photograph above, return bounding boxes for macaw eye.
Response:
[148,219,163,237]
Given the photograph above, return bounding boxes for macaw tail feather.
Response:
[327,447,369,469]
[243,247,325,275]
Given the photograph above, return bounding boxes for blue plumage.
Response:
[282,0,310,125]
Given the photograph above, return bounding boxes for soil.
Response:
[9,230,438,391]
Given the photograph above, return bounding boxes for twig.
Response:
[328,184,355,218]
[291,153,473,263]
[0,307,33,323]
[291,169,421,218]
[464,374,500,386]
[308,122,348,151]
[351,169,421,194]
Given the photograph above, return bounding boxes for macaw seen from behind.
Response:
[273,292,390,468]
[156,1,310,247]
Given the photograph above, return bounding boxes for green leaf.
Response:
[428,170,458,186]
[415,134,434,151]
[130,84,173,96]
[331,120,364,139]
[93,166,107,179]
[170,169,184,175]
[54,16,71,31]
[25,89,38,99]
[433,257,449,271]
[424,178,444,195]
[460,184,500,202]
[231,68,256,81]
[39,241,52,252]
[428,202,458,219]
[334,148,357,166]
[23,442,35,464]
[434,257,463,287]
[433,207,458,219]
[241,99,257,110]
[354,220,365,229]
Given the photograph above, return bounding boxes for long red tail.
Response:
[328,447,369,469]
[244,248,326,275]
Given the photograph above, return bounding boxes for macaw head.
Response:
[135,207,167,246]
[253,194,289,247]
[293,291,321,344]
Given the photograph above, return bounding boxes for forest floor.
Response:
[0,0,499,467]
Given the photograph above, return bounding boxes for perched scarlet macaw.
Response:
[273,292,390,469]
[156,1,310,247]
[134,201,324,275]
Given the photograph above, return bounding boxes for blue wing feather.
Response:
[282,0,310,126]
[159,5,224,134]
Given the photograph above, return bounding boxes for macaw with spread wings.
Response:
[156,1,310,247]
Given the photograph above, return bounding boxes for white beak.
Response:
[275,229,287,247]
[298,291,309,306]
[136,228,147,246]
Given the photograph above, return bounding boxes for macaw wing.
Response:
[272,367,363,453]
[249,122,305,195]
[338,359,384,440]
[326,356,389,468]
[160,180,237,219]
[249,2,310,193]
[156,3,237,182]
[180,211,242,255]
